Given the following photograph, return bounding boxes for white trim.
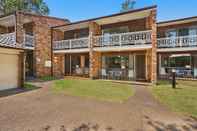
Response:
[54,48,90,54]
[93,45,152,52]
[157,47,197,52]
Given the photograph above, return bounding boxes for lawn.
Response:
[52,79,134,103]
[152,80,197,118]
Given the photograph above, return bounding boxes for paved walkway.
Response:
[0,81,196,131]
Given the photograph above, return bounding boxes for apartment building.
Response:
[52,6,157,83]
[157,16,197,79]
[0,11,67,90]
[1,5,197,90]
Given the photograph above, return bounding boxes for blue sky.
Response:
[45,0,197,22]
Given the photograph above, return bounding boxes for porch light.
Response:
[54,56,58,63]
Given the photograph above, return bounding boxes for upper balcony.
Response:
[53,37,89,50]
[157,35,197,52]
[53,30,152,52]
[53,6,156,53]
[0,32,35,49]
[93,30,152,51]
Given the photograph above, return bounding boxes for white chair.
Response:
[101,69,107,79]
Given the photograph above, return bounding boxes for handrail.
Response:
[157,35,197,48]
[93,30,152,47]
[0,33,16,47]
[53,37,89,50]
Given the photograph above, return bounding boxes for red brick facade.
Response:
[15,12,67,77]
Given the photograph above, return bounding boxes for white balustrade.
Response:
[0,33,16,47]
[53,37,89,50]
[93,30,152,47]
[24,34,34,48]
[157,35,197,48]
[53,31,152,50]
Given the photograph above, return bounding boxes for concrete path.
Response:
[0,81,196,131]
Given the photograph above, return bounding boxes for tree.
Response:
[0,0,49,16]
[121,0,136,12]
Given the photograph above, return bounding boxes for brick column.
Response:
[18,52,24,88]
[89,22,102,79]
[16,12,25,47]
[53,54,65,78]
[33,22,52,77]
[150,9,157,83]
[52,29,65,78]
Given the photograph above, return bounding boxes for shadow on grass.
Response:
[144,115,197,131]
[0,84,40,98]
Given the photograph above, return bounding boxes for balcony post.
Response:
[89,22,102,79]
[146,8,157,83]
[15,12,25,48]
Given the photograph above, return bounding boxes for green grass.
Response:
[24,83,39,90]
[152,80,197,118]
[52,79,134,103]
[39,76,56,81]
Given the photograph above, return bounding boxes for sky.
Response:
[45,0,197,22]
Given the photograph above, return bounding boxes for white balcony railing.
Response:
[24,34,34,48]
[157,35,197,48]
[0,33,17,47]
[53,37,89,50]
[0,33,35,49]
[93,30,152,47]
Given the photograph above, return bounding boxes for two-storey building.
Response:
[157,16,197,79]
[0,11,67,90]
[52,6,157,83]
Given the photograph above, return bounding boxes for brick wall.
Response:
[89,22,102,79]
[101,18,147,32]
[145,9,157,83]
[16,12,67,78]
[52,29,65,77]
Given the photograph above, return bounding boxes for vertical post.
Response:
[70,55,72,76]
[69,40,72,49]
[119,34,122,47]
[172,69,176,89]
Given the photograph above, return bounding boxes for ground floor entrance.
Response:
[158,52,197,79]
[64,53,89,77]
[99,52,147,81]
[25,50,34,80]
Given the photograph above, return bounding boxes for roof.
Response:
[17,11,70,22]
[158,16,197,27]
[52,5,157,29]
[0,11,70,23]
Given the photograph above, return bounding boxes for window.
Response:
[178,28,189,36]
[169,56,191,68]
[102,26,129,35]
[189,27,197,36]
[166,30,177,37]
[104,56,129,69]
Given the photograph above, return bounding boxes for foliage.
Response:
[152,80,197,118]
[121,0,136,12]
[0,0,49,15]
[52,79,134,103]
[24,83,38,90]
[39,76,56,81]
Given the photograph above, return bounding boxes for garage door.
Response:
[0,53,19,91]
